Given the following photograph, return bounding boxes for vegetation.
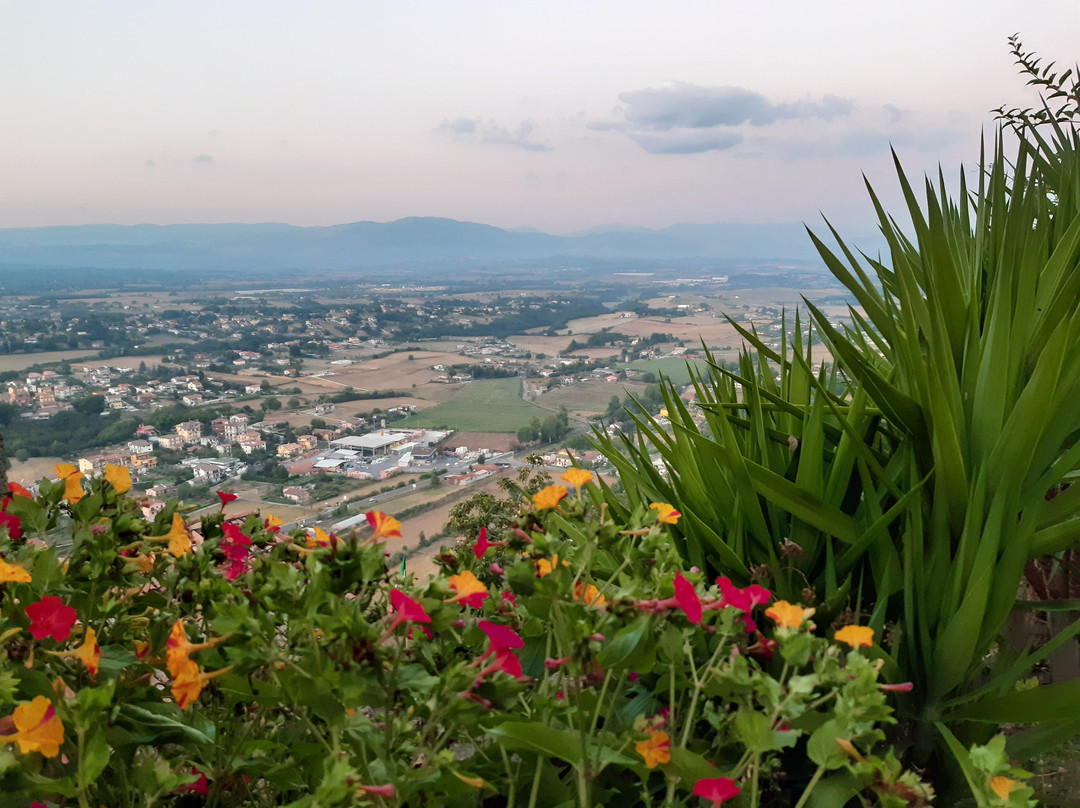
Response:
[400,377,549,433]
[593,88,1080,799]
[0,468,1007,807]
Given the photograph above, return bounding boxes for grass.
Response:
[541,381,649,415]
[397,377,548,433]
[625,357,719,387]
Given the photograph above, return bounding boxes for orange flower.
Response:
[765,600,811,630]
[170,656,233,710]
[306,526,332,548]
[635,730,671,769]
[51,627,101,676]
[560,467,594,494]
[0,557,31,583]
[366,510,402,542]
[532,484,567,510]
[104,464,132,494]
[574,581,607,607]
[133,553,155,573]
[834,625,874,649]
[989,776,1016,801]
[55,464,84,505]
[134,640,149,659]
[153,513,192,558]
[166,619,226,678]
[649,503,681,525]
[535,554,566,578]
[7,482,33,499]
[0,696,64,757]
[264,513,284,532]
[446,570,489,608]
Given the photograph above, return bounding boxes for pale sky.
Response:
[0,0,1077,233]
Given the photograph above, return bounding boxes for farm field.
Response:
[6,456,66,487]
[397,377,547,432]
[0,350,97,372]
[539,380,650,417]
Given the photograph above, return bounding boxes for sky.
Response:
[0,0,1077,234]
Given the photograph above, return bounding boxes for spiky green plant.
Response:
[592,121,1080,792]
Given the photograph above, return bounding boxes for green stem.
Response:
[76,727,91,808]
[792,764,826,808]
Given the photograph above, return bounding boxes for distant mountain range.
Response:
[0,217,875,275]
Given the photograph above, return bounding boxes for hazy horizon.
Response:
[2,1,1077,234]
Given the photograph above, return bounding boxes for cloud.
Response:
[592,81,855,155]
[436,117,551,152]
[193,154,214,164]
[618,83,853,130]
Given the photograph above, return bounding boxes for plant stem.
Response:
[792,765,826,808]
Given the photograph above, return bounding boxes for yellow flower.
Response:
[834,625,874,649]
[649,503,681,525]
[0,558,31,583]
[989,776,1016,801]
[532,484,568,510]
[306,526,332,548]
[265,514,284,530]
[0,696,64,758]
[154,513,192,558]
[560,467,594,494]
[104,464,132,494]
[574,581,607,607]
[54,464,84,504]
[134,553,155,573]
[51,627,101,676]
[765,600,811,629]
[635,730,671,769]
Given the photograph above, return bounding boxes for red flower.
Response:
[220,523,252,561]
[26,596,78,642]
[7,482,33,499]
[673,572,703,624]
[692,776,741,808]
[174,766,209,795]
[473,526,490,558]
[479,620,524,651]
[716,577,771,632]
[224,559,248,582]
[0,512,21,541]
[216,491,238,507]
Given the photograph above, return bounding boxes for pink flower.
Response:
[475,619,525,681]
[26,596,78,642]
[357,783,395,798]
[673,572,703,624]
[692,776,741,808]
[390,589,431,625]
[716,577,771,632]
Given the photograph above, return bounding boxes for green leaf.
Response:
[597,615,655,674]
[487,721,584,769]
[733,708,777,753]
[806,719,848,769]
[946,679,1080,724]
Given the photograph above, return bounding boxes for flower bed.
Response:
[0,467,1028,806]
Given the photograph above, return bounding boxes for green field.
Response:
[541,381,649,415]
[398,377,548,432]
[626,357,720,387]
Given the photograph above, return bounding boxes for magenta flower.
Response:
[673,572,703,624]
[692,776,741,808]
[716,577,771,632]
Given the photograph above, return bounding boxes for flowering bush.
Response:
[0,468,1027,807]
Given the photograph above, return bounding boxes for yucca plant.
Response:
[592,120,1080,794]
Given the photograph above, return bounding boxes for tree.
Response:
[262,397,282,412]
